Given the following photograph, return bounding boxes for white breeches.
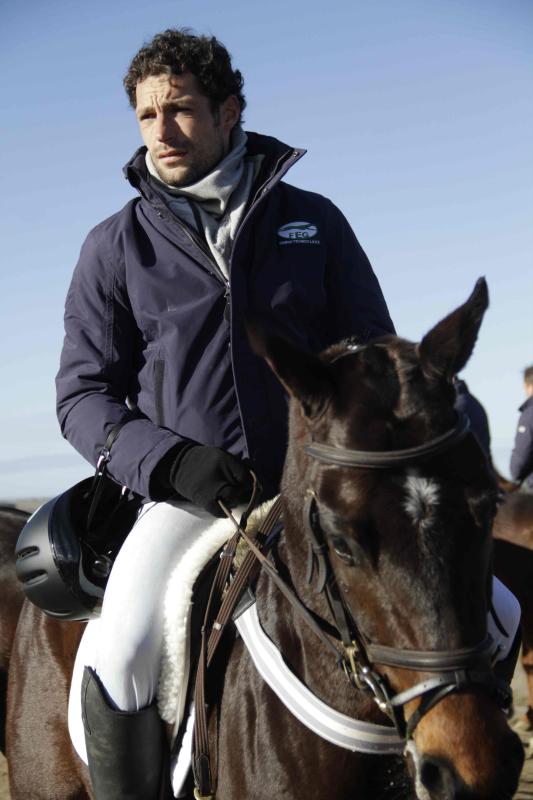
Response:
[92,500,522,713]
[93,500,212,712]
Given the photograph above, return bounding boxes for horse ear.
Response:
[246,318,333,418]
[418,277,489,381]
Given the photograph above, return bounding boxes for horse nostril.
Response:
[419,755,456,798]
[416,730,523,800]
[420,759,439,791]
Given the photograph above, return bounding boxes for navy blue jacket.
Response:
[56,132,394,499]
[454,379,491,458]
[510,395,533,488]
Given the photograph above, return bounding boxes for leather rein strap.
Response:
[192,490,285,799]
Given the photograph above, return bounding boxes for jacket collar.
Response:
[519,395,533,413]
[123,131,306,208]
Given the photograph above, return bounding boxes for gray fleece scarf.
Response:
[146,127,263,280]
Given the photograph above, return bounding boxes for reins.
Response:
[192,481,285,800]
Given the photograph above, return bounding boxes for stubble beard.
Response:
[153,128,227,188]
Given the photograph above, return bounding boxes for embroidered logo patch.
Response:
[278,221,320,245]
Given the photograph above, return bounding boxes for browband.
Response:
[303,413,471,469]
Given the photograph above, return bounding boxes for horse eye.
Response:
[331,536,355,565]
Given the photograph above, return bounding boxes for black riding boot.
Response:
[82,666,171,800]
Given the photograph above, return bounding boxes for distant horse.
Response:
[481,451,533,727]
[493,491,533,727]
[1,279,525,800]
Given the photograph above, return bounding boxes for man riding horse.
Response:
[53,27,398,799]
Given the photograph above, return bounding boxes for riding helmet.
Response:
[15,479,106,621]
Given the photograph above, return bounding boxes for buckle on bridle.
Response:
[342,643,360,685]
[342,643,394,717]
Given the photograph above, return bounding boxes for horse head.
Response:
[248,278,524,800]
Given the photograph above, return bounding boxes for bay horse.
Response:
[471,427,533,727]
[493,492,533,728]
[1,278,526,799]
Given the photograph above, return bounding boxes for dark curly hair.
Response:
[124,28,246,121]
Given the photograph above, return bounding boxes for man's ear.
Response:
[220,95,240,136]
[418,278,489,381]
[246,318,333,419]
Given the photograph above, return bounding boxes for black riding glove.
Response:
[167,444,253,517]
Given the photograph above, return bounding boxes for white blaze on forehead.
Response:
[403,470,439,530]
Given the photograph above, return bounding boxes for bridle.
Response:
[191,413,511,799]
[304,409,470,469]
[301,411,511,739]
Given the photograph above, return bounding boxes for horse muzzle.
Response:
[405,697,524,800]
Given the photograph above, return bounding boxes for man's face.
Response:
[135,72,240,186]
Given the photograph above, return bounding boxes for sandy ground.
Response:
[512,661,533,800]
[1,663,532,800]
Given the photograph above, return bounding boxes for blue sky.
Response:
[1,0,532,499]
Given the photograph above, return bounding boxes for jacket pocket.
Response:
[154,357,165,427]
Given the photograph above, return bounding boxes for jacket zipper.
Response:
[230,148,305,272]
[222,149,304,322]
[154,207,221,271]
[154,205,235,322]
